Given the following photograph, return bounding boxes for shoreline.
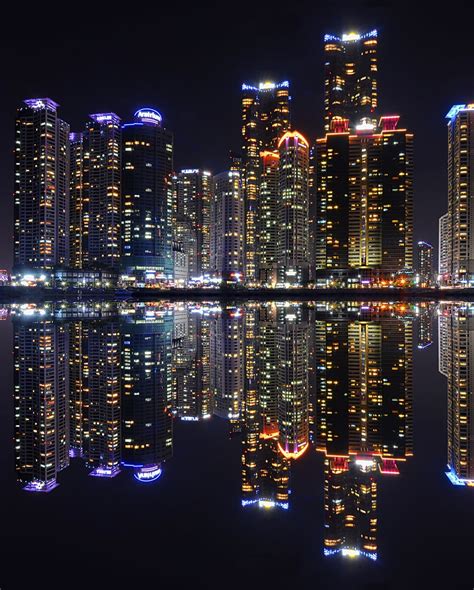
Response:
[0,285,473,302]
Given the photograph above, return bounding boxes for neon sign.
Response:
[134,108,162,126]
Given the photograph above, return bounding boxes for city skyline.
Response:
[2,4,474,273]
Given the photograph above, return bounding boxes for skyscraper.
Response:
[122,108,173,285]
[315,116,414,285]
[174,169,212,281]
[324,30,378,131]
[439,212,450,281]
[258,152,280,286]
[417,241,434,287]
[69,132,89,270]
[277,131,310,286]
[13,98,70,284]
[446,104,474,286]
[211,169,244,284]
[241,81,291,283]
[87,113,122,273]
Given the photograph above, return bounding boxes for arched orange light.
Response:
[277,130,309,149]
[278,441,309,460]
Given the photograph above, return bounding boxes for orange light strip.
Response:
[278,130,309,149]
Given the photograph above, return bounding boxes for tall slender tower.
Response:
[439,212,451,281]
[277,131,310,286]
[174,169,212,279]
[324,30,378,131]
[211,169,244,283]
[13,98,70,282]
[258,151,280,286]
[446,104,474,286]
[69,132,90,270]
[241,81,291,283]
[121,108,173,285]
[72,113,122,274]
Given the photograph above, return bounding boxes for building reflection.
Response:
[439,303,474,487]
[14,315,69,492]
[314,303,413,561]
[12,299,417,560]
[121,305,174,482]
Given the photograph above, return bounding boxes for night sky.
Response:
[1,1,473,271]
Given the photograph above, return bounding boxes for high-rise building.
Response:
[211,170,244,284]
[258,151,280,286]
[13,98,70,283]
[324,30,378,131]
[446,104,474,286]
[241,81,291,283]
[14,317,69,492]
[121,108,173,285]
[174,169,212,281]
[417,241,434,286]
[439,212,450,281]
[69,132,90,270]
[86,113,122,272]
[277,131,310,286]
[315,116,414,285]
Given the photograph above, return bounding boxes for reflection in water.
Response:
[314,304,413,560]
[439,303,474,487]
[12,299,447,562]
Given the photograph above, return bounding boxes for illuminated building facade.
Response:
[121,307,173,481]
[324,30,378,131]
[277,132,310,286]
[14,318,69,492]
[174,169,212,280]
[257,151,280,285]
[417,241,433,287]
[438,211,450,281]
[84,113,122,273]
[122,108,173,285]
[69,132,89,270]
[211,170,244,283]
[315,116,414,284]
[440,304,474,486]
[446,104,474,286]
[13,98,69,283]
[241,81,291,283]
